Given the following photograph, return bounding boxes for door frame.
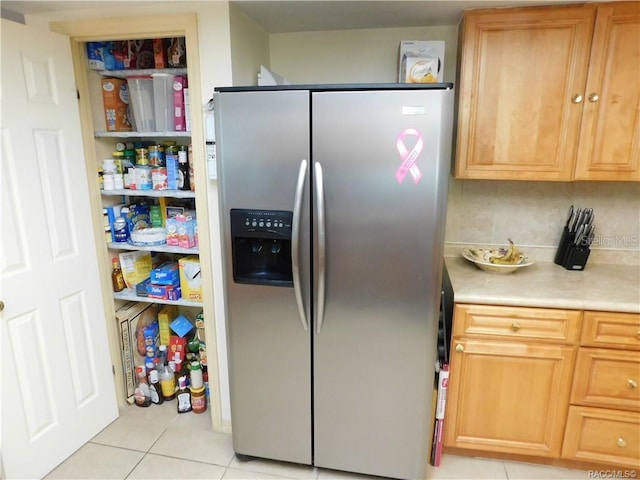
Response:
[50,14,222,432]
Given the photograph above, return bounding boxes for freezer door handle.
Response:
[315,161,326,335]
[292,159,309,331]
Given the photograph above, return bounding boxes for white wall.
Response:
[269,25,459,84]
[229,3,270,86]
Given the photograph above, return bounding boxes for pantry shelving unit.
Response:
[51,14,222,431]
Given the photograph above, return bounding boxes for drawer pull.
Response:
[455,344,464,353]
[510,322,521,331]
[617,437,627,448]
[627,379,638,389]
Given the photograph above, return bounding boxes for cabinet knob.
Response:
[588,92,599,103]
[455,344,464,353]
[510,322,521,332]
[636,331,640,340]
[0,300,4,312]
[571,94,583,104]
[627,379,638,389]
[617,437,627,448]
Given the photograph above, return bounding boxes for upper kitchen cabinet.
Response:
[573,2,640,181]
[454,2,640,182]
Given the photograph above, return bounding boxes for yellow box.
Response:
[157,304,178,346]
[179,255,202,301]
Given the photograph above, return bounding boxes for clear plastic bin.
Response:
[127,76,155,132]
[152,73,175,132]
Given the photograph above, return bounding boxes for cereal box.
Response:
[101,78,132,132]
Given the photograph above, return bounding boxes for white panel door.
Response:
[1,19,118,479]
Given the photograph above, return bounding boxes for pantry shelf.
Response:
[108,242,198,255]
[101,189,195,199]
[94,131,191,138]
[97,67,188,78]
[113,288,202,307]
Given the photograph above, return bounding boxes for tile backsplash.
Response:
[444,179,640,265]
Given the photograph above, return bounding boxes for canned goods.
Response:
[135,147,149,165]
[149,145,165,167]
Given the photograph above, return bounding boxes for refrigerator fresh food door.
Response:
[312,88,454,479]
[215,90,312,464]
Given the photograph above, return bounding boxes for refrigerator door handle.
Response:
[315,161,326,335]
[292,159,309,331]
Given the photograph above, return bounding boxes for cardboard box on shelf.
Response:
[179,255,201,301]
[157,305,178,346]
[119,250,153,289]
[398,40,445,83]
[153,38,168,68]
[101,78,132,132]
[125,39,155,69]
[116,302,158,399]
[173,76,187,131]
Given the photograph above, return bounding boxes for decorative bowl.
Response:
[461,247,534,274]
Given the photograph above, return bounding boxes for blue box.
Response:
[150,261,180,286]
[147,283,181,301]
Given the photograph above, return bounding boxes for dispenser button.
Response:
[251,221,257,227]
[259,221,264,227]
[266,222,272,227]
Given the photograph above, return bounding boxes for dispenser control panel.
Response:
[230,209,293,239]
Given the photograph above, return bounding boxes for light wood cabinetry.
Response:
[574,2,640,180]
[444,304,579,458]
[455,2,640,181]
[562,311,640,468]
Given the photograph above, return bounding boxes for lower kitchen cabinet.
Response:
[445,305,640,469]
[444,337,576,457]
[444,304,579,458]
[562,406,640,468]
[562,311,640,468]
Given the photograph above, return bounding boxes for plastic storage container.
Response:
[152,73,175,132]
[127,76,155,131]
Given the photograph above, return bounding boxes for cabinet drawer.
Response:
[571,348,640,411]
[562,405,640,468]
[453,304,581,343]
[581,311,640,350]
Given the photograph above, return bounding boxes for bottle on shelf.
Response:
[189,360,203,389]
[148,369,165,405]
[111,257,125,292]
[134,365,152,407]
[177,146,190,191]
[113,207,130,243]
[176,376,192,413]
[160,363,176,401]
[191,384,206,414]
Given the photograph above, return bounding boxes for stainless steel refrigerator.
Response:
[214,84,453,480]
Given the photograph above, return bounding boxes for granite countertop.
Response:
[445,255,640,314]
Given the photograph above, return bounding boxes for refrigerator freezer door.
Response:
[312,89,454,479]
[216,90,312,464]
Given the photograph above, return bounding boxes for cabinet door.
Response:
[563,405,640,468]
[574,2,640,181]
[455,6,594,180]
[444,338,576,457]
[571,348,640,411]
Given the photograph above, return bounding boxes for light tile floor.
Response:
[45,402,591,480]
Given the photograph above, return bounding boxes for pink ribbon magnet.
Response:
[395,128,424,184]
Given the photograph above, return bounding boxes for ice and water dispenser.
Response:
[230,209,293,287]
